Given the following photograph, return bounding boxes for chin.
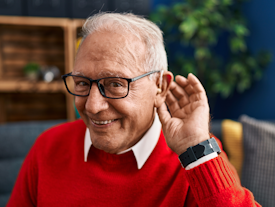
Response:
[92,139,122,154]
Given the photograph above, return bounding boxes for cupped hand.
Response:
[157,73,210,155]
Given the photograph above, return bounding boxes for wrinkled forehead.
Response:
[76,30,147,74]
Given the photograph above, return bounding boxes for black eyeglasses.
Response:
[62,70,161,99]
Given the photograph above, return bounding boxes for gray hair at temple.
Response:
[80,12,168,75]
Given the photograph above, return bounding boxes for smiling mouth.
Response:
[91,119,116,125]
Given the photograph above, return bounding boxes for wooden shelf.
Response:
[0,16,85,123]
[0,79,66,93]
[0,16,70,27]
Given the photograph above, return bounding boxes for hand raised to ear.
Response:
[157,73,210,155]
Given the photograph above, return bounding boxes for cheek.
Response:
[75,97,86,113]
[127,85,156,110]
[121,94,155,121]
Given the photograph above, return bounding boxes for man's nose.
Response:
[85,83,109,114]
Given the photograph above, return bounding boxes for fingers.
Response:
[170,76,190,102]
[185,73,206,95]
[166,73,207,113]
[157,102,172,126]
[171,74,205,98]
[186,74,208,103]
[166,76,190,112]
[174,74,206,100]
[165,90,180,113]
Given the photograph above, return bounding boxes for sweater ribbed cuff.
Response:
[185,156,237,200]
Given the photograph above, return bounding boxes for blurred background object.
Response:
[0,16,78,123]
[0,0,23,16]
[151,0,272,99]
[151,0,275,121]
[23,62,40,81]
[0,0,150,18]
[40,65,60,82]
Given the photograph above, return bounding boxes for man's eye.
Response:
[76,81,89,86]
[110,82,123,87]
[80,81,89,86]
[102,78,127,89]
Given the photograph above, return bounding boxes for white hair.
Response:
[80,12,168,76]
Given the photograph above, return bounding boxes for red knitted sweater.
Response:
[7,120,260,207]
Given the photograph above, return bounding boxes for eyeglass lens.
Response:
[65,76,129,98]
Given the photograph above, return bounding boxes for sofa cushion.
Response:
[0,158,24,193]
[240,115,275,207]
[222,119,243,178]
[0,194,10,207]
[0,120,64,158]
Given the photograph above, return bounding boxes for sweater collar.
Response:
[84,113,161,169]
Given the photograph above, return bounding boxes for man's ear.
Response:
[154,71,173,108]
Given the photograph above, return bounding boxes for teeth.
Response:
[92,119,115,125]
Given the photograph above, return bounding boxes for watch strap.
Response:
[178,137,221,168]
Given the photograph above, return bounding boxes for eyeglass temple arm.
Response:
[131,70,161,82]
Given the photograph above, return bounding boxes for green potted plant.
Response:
[23,62,40,81]
[150,0,272,99]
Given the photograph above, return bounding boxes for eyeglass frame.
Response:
[61,70,161,99]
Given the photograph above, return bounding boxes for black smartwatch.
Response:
[178,137,221,168]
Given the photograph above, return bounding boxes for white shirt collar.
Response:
[84,113,161,169]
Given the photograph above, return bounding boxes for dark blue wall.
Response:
[151,0,275,120]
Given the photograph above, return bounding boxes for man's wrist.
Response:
[185,152,218,170]
[178,137,221,168]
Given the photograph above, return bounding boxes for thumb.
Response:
[157,102,171,126]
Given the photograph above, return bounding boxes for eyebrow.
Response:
[71,70,130,79]
[72,71,85,76]
[98,70,128,78]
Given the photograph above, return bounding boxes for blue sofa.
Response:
[0,120,65,207]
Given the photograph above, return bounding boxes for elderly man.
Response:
[8,13,259,207]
